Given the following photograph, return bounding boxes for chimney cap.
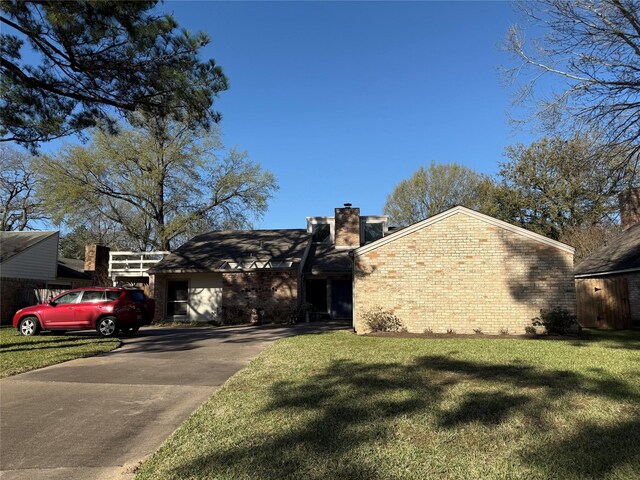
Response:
[343,203,352,208]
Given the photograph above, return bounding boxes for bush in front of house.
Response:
[362,307,406,332]
[532,307,579,335]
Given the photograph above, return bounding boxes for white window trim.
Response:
[306,216,336,244]
[360,216,388,245]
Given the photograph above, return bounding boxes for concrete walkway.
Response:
[0,322,348,480]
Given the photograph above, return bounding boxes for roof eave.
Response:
[353,206,575,257]
[574,266,640,278]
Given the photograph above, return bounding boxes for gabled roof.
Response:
[574,223,640,276]
[352,206,575,256]
[149,229,311,273]
[303,244,352,274]
[0,231,58,262]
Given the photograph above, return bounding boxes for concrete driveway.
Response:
[0,322,348,480]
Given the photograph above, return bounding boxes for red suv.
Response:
[12,287,155,337]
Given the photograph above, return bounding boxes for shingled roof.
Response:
[303,244,352,274]
[149,229,311,273]
[57,257,91,280]
[574,223,640,276]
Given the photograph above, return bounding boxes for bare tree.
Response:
[0,145,47,230]
[505,0,640,172]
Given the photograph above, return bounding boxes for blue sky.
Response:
[35,1,543,230]
[164,1,535,229]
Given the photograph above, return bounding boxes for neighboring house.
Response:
[0,231,103,324]
[150,204,576,334]
[574,206,640,329]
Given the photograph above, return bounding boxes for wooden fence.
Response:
[575,277,631,329]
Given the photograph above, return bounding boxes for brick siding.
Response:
[150,271,300,324]
[354,212,576,335]
[335,207,361,248]
[222,271,298,322]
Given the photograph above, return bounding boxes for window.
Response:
[81,291,104,302]
[363,222,384,243]
[312,223,331,243]
[55,291,82,304]
[106,291,122,301]
[167,281,188,316]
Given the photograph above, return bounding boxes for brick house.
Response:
[149,204,576,334]
[0,231,105,324]
[574,188,640,329]
[352,206,575,334]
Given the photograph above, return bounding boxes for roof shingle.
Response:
[574,223,640,275]
[149,229,311,273]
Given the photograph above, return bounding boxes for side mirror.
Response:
[49,301,57,307]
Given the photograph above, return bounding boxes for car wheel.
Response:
[96,316,118,337]
[19,316,41,336]
[120,325,140,335]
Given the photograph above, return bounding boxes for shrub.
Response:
[362,307,405,332]
[532,307,578,335]
[524,325,537,335]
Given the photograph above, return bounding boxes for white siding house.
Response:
[1,231,59,280]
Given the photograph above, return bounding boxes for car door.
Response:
[74,290,106,326]
[40,291,83,328]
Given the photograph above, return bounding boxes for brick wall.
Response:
[222,271,299,322]
[335,206,361,248]
[619,188,640,230]
[84,244,110,286]
[149,274,165,323]
[354,212,576,335]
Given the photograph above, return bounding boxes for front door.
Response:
[331,280,353,319]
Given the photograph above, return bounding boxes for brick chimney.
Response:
[619,187,640,230]
[84,244,110,286]
[335,203,361,248]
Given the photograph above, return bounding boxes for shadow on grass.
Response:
[568,329,640,351]
[1,339,116,353]
[0,334,116,352]
[165,355,640,479]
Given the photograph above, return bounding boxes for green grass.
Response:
[0,327,120,378]
[136,329,640,480]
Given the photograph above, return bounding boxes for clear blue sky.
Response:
[36,1,542,230]
[164,1,534,229]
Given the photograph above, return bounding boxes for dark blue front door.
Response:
[331,280,353,319]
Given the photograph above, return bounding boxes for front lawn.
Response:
[0,327,120,378]
[137,329,640,480]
